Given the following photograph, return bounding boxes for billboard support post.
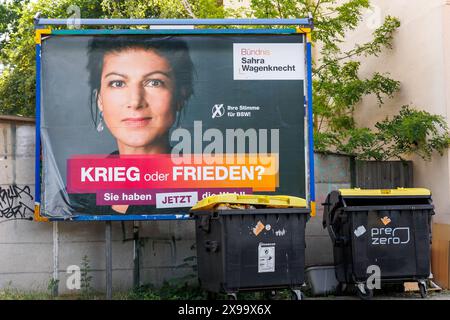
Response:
[52,221,59,297]
[306,38,316,216]
[133,222,140,288]
[105,221,113,299]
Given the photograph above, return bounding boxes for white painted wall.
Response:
[223,0,251,10]
[340,0,450,224]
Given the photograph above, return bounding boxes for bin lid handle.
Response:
[338,188,431,197]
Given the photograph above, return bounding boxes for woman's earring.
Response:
[97,111,104,132]
[176,110,181,128]
[176,102,183,128]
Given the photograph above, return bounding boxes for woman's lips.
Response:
[122,117,152,127]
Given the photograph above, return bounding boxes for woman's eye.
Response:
[145,79,164,87]
[109,80,125,88]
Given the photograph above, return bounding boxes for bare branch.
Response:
[275,0,284,18]
[313,0,322,17]
[179,0,196,18]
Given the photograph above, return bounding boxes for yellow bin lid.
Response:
[338,187,431,197]
[191,194,307,211]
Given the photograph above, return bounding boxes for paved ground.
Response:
[308,290,450,300]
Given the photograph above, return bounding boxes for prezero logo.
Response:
[371,227,410,245]
[212,104,225,118]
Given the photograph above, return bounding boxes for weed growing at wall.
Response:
[47,278,59,297]
[80,255,93,299]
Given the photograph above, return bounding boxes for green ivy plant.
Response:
[315,105,450,161]
[47,277,59,297]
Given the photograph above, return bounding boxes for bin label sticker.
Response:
[253,221,265,236]
[258,243,275,273]
[354,225,367,237]
[381,216,391,225]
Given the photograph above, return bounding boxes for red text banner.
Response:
[67,154,278,193]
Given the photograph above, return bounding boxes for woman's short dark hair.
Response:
[87,35,194,103]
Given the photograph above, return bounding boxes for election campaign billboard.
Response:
[35,28,314,220]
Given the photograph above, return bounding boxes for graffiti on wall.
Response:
[0,185,34,219]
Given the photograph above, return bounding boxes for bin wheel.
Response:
[291,289,303,300]
[418,282,427,299]
[356,284,373,300]
[336,282,347,296]
[227,293,238,300]
[207,292,218,300]
[263,290,277,300]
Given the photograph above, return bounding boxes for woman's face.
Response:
[97,48,177,154]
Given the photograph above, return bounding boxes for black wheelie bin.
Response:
[190,194,310,300]
[323,188,434,299]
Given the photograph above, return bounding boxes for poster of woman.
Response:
[39,32,307,218]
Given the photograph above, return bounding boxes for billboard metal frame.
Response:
[34,19,315,222]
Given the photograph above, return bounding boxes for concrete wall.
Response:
[306,153,352,266]
[56,220,196,293]
[0,118,192,293]
[0,117,350,294]
[341,0,450,224]
[0,117,47,290]
[0,220,196,294]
